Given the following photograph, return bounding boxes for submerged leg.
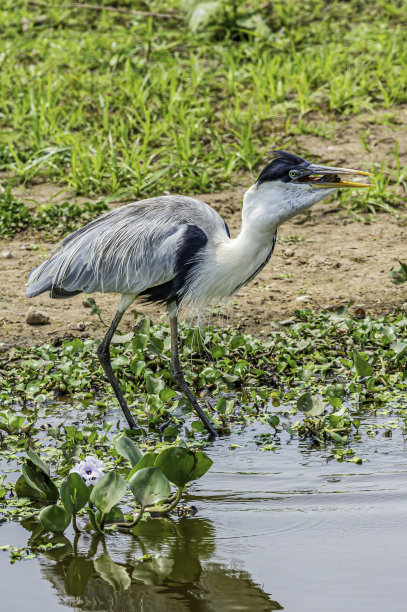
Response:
[168,304,217,437]
[97,295,137,429]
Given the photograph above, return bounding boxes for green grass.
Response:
[0,0,406,198]
[0,188,108,237]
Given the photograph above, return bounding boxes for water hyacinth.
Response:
[70,456,105,486]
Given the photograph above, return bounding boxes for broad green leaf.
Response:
[390,341,407,359]
[353,351,373,377]
[132,334,149,351]
[94,552,131,592]
[111,355,129,369]
[329,414,343,428]
[188,451,213,481]
[40,505,71,533]
[84,507,104,533]
[163,425,180,437]
[129,467,171,507]
[154,447,212,486]
[22,460,59,502]
[145,374,165,395]
[127,453,158,481]
[26,449,50,476]
[307,398,326,417]
[269,415,280,428]
[115,435,142,467]
[96,505,125,525]
[60,472,89,514]
[154,447,194,487]
[159,388,178,402]
[230,335,245,349]
[297,392,313,413]
[15,474,45,500]
[330,431,345,443]
[111,331,133,344]
[65,558,94,597]
[90,472,127,514]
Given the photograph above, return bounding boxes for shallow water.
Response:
[1,410,407,612]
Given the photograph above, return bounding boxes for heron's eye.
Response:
[289,170,298,179]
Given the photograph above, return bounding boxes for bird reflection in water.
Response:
[23,516,283,611]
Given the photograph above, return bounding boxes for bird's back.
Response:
[26,196,229,303]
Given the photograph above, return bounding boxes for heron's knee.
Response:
[97,342,109,362]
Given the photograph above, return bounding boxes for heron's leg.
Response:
[97,296,137,429]
[168,305,217,437]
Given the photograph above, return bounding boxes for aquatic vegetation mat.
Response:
[1,306,407,566]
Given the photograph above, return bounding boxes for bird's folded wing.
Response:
[26,198,208,298]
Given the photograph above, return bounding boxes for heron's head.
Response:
[243,150,372,229]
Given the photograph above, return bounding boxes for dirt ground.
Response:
[1,109,406,350]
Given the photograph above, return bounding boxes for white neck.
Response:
[183,180,335,312]
[182,184,278,311]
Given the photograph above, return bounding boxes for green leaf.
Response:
[90,472,127,514]
[353,351,373,377]
[163,425,180,437]
[15,474,45,500]
[111,355,129,369]
[60,472,89,514]
[129,467,171,507]
[127,453,158,481]
[329,431,345,443]
[39,505,71,533]
[26,449,50,476]
[145,374,165,395]
[111,331,134,344]
[132,334,149,351]
[154,447,194,487]
[230,335,245,349]
[115,435,142,467]
[94,552,131,592]
[269,415,280,428]
[159,388,178,402]
[22,460,59,502]
[297,392,313,413]
[84,507,104,533]
[96,505,125,525]
[188,450,213,481]
[154,447,212,487]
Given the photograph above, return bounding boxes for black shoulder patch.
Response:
[140,224,208,305]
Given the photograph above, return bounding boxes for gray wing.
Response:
[26,195,227,298]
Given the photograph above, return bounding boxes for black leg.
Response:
[168,305,217,437]
[97,308,137,429]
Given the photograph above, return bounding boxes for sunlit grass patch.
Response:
[0,0,405,197]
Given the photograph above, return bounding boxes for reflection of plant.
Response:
[15,439,212,535]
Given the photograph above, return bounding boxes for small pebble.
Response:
[1,251,12,259]
[296,295,312,303]
[26,307,50,326]
[77,322,86,331]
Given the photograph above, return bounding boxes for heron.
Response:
[26,151,372,436]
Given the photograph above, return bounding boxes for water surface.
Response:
[1,412,406,611]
